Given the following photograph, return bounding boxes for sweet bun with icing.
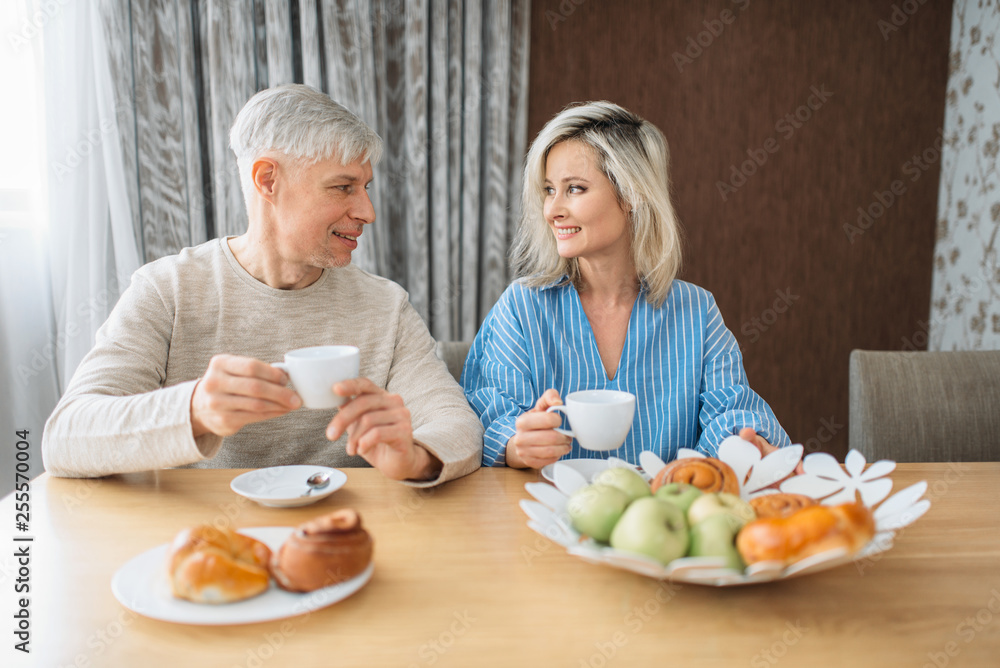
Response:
[736,501,875,567]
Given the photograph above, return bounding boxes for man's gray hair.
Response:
[229,84,383,205]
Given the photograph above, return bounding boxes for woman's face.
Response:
[543,140,631,265]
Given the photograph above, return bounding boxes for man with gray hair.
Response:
[42,84,482,486]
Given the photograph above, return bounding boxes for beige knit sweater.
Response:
[41,238,483,487]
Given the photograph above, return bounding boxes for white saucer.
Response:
[540,458,611,484]
[230,465,347,507]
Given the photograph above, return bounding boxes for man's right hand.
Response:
[190,354,302,437]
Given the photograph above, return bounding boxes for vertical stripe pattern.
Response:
[462,279,791,467]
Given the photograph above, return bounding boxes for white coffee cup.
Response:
[272,345,360,409]
[546,390,636,451]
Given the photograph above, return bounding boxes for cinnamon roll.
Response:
[651,457,740,495]
[749,493,817,519]
[271,509,373,592]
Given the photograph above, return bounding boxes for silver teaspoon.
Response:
[302,471,331,497]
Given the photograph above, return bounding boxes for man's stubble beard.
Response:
[309,247,353,269]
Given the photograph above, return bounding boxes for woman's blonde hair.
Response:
[510,101,682,306]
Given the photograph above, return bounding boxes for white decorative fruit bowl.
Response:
[520,436,930,587]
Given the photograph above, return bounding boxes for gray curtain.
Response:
[96,0,529,340]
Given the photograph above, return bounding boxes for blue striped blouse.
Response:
[461,278,791,467]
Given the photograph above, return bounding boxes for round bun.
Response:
[736,501,875,567]
[749,493,817,519]
[167,525,272,604]
[651,457,740,495]
[271,509,373,592]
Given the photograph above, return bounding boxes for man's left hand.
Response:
[325,378,442,481]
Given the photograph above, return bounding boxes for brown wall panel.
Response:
[528,0,952,458]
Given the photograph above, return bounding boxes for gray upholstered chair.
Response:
[434,340,473,383]
[849,349,1000,462]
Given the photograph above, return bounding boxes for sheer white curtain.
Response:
[0,0,57,495]
[0,0,140,496]
[44,0,141,386]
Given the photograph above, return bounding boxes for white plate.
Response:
[230,465,347,507]
[541,458,612,484]
[111,526,373,625]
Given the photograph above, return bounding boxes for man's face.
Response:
[269,155,375,269]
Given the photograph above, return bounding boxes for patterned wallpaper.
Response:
[931,0,1000,350]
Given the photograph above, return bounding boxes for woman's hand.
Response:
[505,389,573,469]
[738,427,806,481]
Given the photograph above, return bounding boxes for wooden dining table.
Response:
[2,462,999,667]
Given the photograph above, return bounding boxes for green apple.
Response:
[567,483,630,543]
[688,513,745,571]
[609,497,689,565]
[653,482,703,514]
[686,492,756,528]
[592,467,651,504]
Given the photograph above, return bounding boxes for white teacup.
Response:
[272,345,360,409]
[546,390,636,451]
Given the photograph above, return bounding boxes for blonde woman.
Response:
[462,101,792,469]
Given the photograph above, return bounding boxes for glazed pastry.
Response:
[166,525,272,604]
[749,493,817,519]
[736,502,875,567]
[271,509,374,592]
[651,457,740,495]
